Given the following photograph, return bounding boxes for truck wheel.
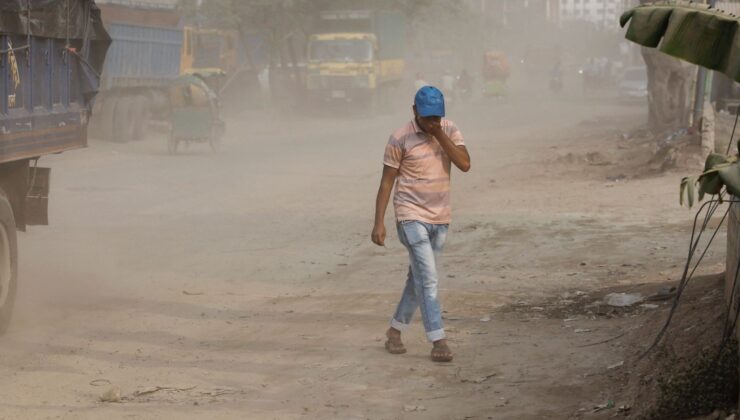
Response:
[99,97,118,142]
[167,132,179,155]
[131,95,149,141]
[209,130,220,153]
[369,85,390,115]
[113,97,135,143]
[0,192,18,335]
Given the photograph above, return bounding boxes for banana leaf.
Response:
[699,154,732,199]
[620,2,740,83]
[681,152,740,207]
[717,162,740,196]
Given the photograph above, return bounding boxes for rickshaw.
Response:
[482,51,510,98]
[168,74,225,154]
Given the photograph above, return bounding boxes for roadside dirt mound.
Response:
[501,275,736,419]
[619,274,737,419]
[646,132,705,175]
[553,152,612,166]
[545,118,704,184]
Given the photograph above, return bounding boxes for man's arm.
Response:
[418,120,471,172]
[371,165,399,246]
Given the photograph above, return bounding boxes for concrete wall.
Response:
[729,200,740,412]
[728,200,740,329]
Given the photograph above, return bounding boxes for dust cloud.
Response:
[0,1,727,419]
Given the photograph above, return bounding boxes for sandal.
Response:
[431,342,453,363]
[385,331,407,355]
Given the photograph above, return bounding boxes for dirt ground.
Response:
[0,90,728,419]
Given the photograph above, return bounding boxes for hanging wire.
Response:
[25,0,30,48]
[641,93,740,359]
[640,199,732,359]
[66,0,70,48]
[726,104,740,155]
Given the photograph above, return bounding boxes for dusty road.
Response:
[0,91,726,419]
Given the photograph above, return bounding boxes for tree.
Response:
[636,0,696,135]
[177,0,467,106]
[642,47,695,134]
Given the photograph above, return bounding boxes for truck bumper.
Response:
[307,88,374,104]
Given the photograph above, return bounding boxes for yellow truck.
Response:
[180,26,240,90]
[306,10,406,108]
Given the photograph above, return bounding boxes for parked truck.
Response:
[0,0,110,333]
[306,10,406,109]
[180,27,237,90]
[91,0,181,143]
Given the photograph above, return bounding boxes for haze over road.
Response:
[0,94,714,419]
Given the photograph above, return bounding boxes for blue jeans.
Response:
[390,220,448,342]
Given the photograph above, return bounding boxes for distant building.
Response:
[559,0,632,29]
[716,1,740,15]
[95,0,178,8]
[467,0,561,26]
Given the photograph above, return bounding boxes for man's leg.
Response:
[390,267,418,331]
[428,224,452,362]
[386,267,418,354]
[400,222,446,344]
[386,225,421,355]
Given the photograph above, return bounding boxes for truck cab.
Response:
[305,10,405,108]
[180,27,239,91]
[306,33,379,104]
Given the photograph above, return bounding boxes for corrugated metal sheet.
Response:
[96,0,177,9]
[101,23,182,89]
[716,2,740,15]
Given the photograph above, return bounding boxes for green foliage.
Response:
[680,152,740,207]
[648,340,738,419]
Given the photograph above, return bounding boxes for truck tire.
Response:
[370,86,388,115]
[0,192,18,335]
[131,95,149,141]
[167,132,179,155]
[209,122,223,153]
[113,97,135,143]
[99,96,118,142]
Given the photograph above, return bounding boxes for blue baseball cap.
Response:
[414,86,445,118]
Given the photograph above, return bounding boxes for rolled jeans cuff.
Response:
[390,318,409,331]
[426,328,446,342]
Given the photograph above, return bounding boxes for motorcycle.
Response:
[549,73,563,93]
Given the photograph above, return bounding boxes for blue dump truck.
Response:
[0,0,110,333]
[91,0,181,143]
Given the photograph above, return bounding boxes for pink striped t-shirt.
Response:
[383,119,465,224]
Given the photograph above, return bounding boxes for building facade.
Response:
[467,0,561,26]
[559,0,633,29]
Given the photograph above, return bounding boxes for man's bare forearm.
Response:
[375,165,399,225]
[432,129,471,172]
[371,165,399,246]
[375,182,393,225]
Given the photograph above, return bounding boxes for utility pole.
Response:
[692,0,717,129]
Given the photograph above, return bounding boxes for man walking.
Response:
[371,86,471,363]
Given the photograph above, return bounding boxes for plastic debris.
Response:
[605,292,644,307]
[100,386,122,403]
[607,361,624,370]
[593,400,615,412]
[647,286,676,301]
